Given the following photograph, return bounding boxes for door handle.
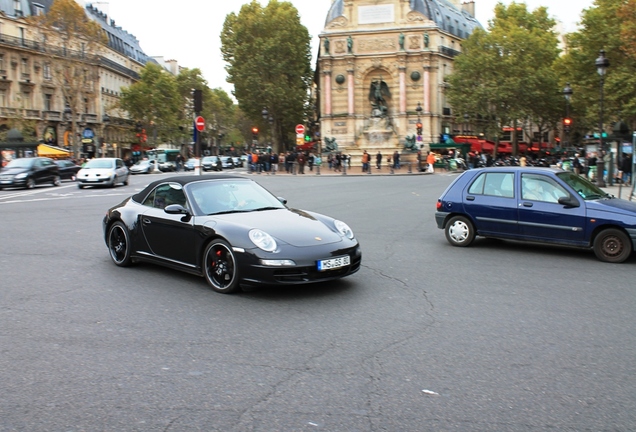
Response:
[466,196,475,201]
[142,218,152,225]
[522,202,533,207]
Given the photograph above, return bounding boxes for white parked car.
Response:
[77,158,129,188]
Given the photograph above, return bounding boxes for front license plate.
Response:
[317,255,350,271]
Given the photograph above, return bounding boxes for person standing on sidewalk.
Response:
[376,151,382,170]
[426,151,436,173]
[361,150,370,172]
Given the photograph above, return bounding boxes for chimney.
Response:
[462,1,476,18]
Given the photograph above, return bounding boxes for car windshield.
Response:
[6,158,34,168]
[84,159,114,169]
[556,171,611,200]
[188,180,286,215]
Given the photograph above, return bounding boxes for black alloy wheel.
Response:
[203,239,240,293]
[107,221,133,266]
[593,228,631,263]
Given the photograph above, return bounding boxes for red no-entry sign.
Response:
[295,124,305,135]
[195,116,205,132]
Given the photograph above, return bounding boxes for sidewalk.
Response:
[249,163,430,176]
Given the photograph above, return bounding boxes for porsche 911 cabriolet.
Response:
[103,174,361,293]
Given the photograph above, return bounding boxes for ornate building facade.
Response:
[0,1,157,162]
[316,0,481,162]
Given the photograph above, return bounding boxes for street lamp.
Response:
[595,50,610,187]
[415,102,423,138]
[562,82,573,149]
[102,114,110,158]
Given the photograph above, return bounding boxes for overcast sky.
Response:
[80,0,595,95]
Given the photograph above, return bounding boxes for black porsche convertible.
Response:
[103,174,361,293]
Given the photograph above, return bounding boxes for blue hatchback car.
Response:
[435,167,636,263]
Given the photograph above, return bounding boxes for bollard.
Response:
[342,162,347,175]
[390,164,394,174]
[316,164,321,175]
[407,162,412,174]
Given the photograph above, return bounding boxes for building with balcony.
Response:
[0,1,156,162]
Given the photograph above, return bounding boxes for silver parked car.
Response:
[77,158,129,188]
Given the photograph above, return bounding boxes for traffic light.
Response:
[563,117,572,133]
[193,89,203,114]
[304,134,311,142]
[251,127,259,142]
[416,122,423,136]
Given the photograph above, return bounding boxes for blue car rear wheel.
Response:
[445,215,475,247]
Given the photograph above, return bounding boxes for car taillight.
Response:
[436,201,442,210]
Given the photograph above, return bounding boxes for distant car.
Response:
[130,160,153,174]
[202,156,221,172]
[77,158,129,188]
[435,166,636,263]
[55,159,81,181]
[220,156,235,169]
[0,157,60,189]
[231,156,243,168]
[184,159,201,171]
[102,174,361,293]
[159,161,176,172]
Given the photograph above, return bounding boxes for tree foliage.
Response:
[447,2,561,154]
[119,63,181,144]
[29,0,106,156]
[561,0,636,137]
[221,0,312,150]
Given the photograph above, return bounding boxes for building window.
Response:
[43,63,51,80]
[44,94,52,111]
[14,0,23,16]
[33,3,45,16]
[0,89,6,107]
[84,97,89,114]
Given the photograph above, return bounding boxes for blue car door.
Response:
[517,173,587,245]
[463,171,518,236]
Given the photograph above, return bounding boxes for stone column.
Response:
[423,66,431,113]
[399,66,406,114]
[324,70,332,116]
[348,68,355,115]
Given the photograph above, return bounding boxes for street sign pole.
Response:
[194,115,205,175]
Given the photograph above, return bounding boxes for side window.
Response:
[468,172,514,197]
[468,173,485,194]
[522,174,568,203]
[116,159,123,168]
[143,183,186,210]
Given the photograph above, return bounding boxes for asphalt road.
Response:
[1,171,634,431]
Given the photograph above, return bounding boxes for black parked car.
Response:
[103,175,361,293]
[0,157,61,189]
[55,159,82,181]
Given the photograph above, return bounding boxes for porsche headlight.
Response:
[334,220,354,239]
[15,172,27,179]
[249,229,277,252]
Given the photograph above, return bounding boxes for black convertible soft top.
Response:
[130,174,245,203]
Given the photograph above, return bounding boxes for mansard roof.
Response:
[325,0,482,39]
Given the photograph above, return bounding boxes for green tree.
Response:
[176,69,237,154]
[562,0,636,135]
[221,0,312,152]
[447,2,561,155]
[30,0,106,157]
[119,63,181,146]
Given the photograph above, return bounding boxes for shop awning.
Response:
[37,144,70,158]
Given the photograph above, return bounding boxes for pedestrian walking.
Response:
[376,151,382,169]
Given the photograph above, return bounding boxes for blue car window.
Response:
[522,174,567,203]
[469,172,514,197]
